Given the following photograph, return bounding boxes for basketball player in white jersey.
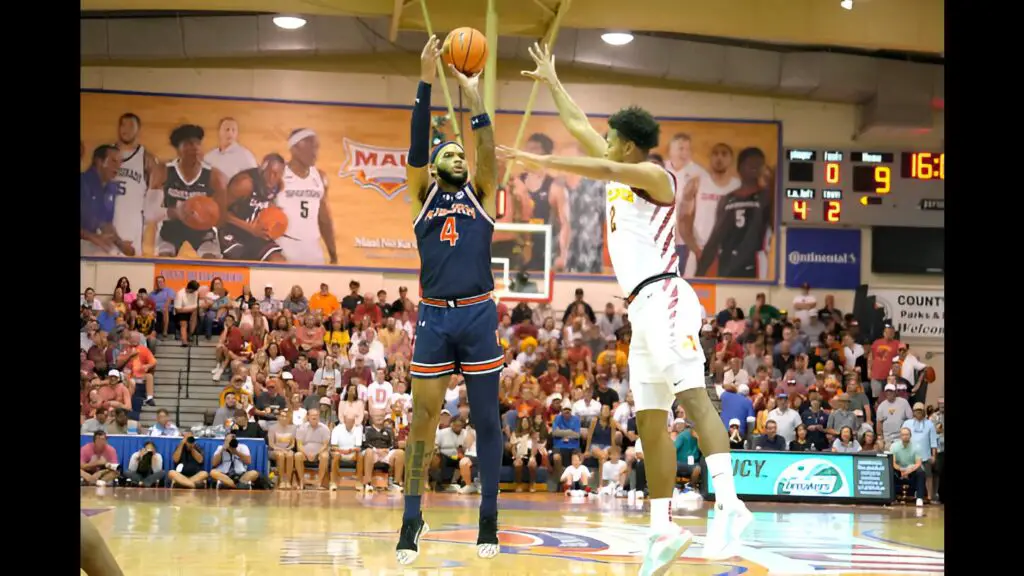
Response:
[205,117,258,180]
[676,143,740,277]
[500,42,751,575]
[112,113,160,256]
[275,129,339,264]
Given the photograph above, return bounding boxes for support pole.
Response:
[484,0,499,119]
[500,0,570,186]
[419,0,462,146]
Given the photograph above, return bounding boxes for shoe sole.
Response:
[640,529,693,576]
[396,521,430,565]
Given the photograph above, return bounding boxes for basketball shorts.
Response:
[627,276,706,412]
[219,225,283,262]
[275,236,326,264]
[158,220,221,258]
[410,295,504,379]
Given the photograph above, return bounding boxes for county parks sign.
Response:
[868,288,944,339]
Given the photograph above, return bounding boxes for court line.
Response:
[859,529,945,554]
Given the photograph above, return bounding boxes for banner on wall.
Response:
[691,283,716,319]
[154,263,250,297]
[867,288,944,339]
[784,228,861,290]
[80,90,780,283]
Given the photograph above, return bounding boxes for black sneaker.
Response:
[395,514,430,565]
[476,513,499,559]
[144,397,156,407]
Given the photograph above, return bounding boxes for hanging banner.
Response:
[867,288,944,339]
[785,228,861,290]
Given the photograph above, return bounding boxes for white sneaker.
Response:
[211,366,224,381]
[702,499,752,560]
[95,480,107,487]
[615,488,625,498]
[363,484,374,495]
[329,483,338,492]
[916,498,924,507]
[638,522,693,576]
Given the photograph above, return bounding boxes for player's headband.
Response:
[288,129,317,148]
[430,141,464,165]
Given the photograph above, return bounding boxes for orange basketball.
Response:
[443,27,488,76]
[256,206,289,240]
[180,195,220,230]
[924,366,936,383]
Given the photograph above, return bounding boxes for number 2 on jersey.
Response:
[440,216,460,246]
[610,206,617,232]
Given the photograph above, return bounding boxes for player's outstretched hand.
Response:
[447,64,481,103]
[522,42,557,84]
[497,146,540,170]
[420,35,441,84]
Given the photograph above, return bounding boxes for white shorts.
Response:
[627,276,706,412]
[372,449,398,465]
[276,237,326,265]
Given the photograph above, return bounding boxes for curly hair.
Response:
[607,106,660,152]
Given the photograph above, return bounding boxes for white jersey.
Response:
[113,145,147,250]
[605,168,680,296]
[276,165,326,263]
[205,142,258,181]
[366,381,394,411]
[693,174,740,248]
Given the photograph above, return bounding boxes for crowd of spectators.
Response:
[79,277,944,505]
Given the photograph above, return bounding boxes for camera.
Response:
[186,436,196,445]
[229,437,240,449]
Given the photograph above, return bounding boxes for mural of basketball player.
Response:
[510,133,569,271]
[275,129,339,265]
[676,142,740,277]
[216,153,288,262]
[112,113,161,257]
[205,117,259,180]
[559,141,606,274]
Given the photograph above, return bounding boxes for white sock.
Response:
[704,453,738,503]
[650,498,673,530]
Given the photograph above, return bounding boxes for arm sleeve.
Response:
[409,82,433,167]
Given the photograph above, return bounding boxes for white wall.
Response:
[80,66,944,398]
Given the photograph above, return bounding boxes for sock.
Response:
[403,495,422,521]
[464,371,501,518]
[650,497,673,530]
[704,453,737,502]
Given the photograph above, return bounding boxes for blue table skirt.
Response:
[80,434,268,475]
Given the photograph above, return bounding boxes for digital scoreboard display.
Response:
[782,149,944,227]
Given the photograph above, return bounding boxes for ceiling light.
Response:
[840,0,854,10]
[601,32,634,46]
[273,15,307,30]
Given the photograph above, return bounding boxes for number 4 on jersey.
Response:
[440,216,460,246]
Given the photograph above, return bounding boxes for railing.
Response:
[175,369,185,425]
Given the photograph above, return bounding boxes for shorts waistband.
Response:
[420,292,493,308]
[624,273,678,306]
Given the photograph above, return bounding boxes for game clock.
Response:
[782,149,944,228]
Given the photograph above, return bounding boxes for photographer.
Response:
[126,441,166,487]
[210,434,259,489]
[167,431,209,489]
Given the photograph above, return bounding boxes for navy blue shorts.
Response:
[410,296,504,379]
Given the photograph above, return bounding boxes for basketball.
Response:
[256,206,289,240]
[180,195,221,230]
[443,27,488,76]
[924,366,936,383]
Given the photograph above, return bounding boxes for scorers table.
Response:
[782,149,944,228]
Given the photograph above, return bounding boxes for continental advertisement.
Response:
[80,89,780,283]
[703,451,894,504]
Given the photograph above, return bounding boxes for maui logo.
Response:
[338,138,409,200]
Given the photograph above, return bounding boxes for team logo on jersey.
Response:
[607,186,635,203]
[338,138,408,200]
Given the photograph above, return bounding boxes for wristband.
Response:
[470,113,491,130]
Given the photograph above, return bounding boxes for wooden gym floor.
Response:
[81,488,944,575]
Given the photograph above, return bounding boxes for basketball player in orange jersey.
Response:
[144,124,228,259]
[215,153,288,262]
[111,113,161,257]
[676,143,741,277]
[499,43,751,574]
[274,130,338,264]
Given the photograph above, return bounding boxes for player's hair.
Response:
[608,106,660,153]
[647,152,664,165]
[169,124,205,148]
[261,152,286,168]
[527,132,554,154]
[119,113,141,127]
[712,142,734,155]
[671,132,691,143]
[91,144,118,165]
[737,146,766,168]
[218,117,238,128]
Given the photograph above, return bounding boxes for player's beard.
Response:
[436,166,468,188]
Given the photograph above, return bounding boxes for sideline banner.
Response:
[81,90,780,282]
[784,228,861,289]
[153,263,250,296]
[867,288,944,339]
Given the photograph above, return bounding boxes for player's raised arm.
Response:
[317,170,339,264]
[408,36,441,220]
[448,64,497,219]
[523,43,606,158]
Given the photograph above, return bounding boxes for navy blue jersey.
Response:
[414,182,495,299]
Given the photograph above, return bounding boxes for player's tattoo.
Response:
[405,440,430,496]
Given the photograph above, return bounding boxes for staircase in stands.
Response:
[138,338,224,429]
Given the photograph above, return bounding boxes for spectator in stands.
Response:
[149,409,180,437]
[118,332,157,406]
[720,383,754,436]
[595,302,623,342]
[255,377,287,431]
[783,354,815,395]
[353,292,382,327]
[559,451,591,493]
[296,314,326,362]
[753,396,775,434]
[330,414,363,491]
[309,283,340,317]
[167,432,209,489]
[295,407,331,489]
[877,383,913,447]
[749,293,781,324]
[845,375,872,424]
[268,406,296,489]
[891,427,926,507]
[832,426,861,453]
[903,402,938,496]
[802,397,828,451]
[200,277,233,340]
[97,300,119,335]
[82,287,103,311]
[125,441,165,487]
[82,406,110,434]
[723,356,750,389]
[509,416,537,492]
[826,393,856,442]
[817,294,842,325]
[897,344,930,405]
[789,423,813,451]
[561,288,596,325]
[106,407,139,435]
[791,283,816,325]
[80,431,119,486]
[341,280,364,312]
[767,392,801,445]
[433,416,469,489]
[390,285,412,316]
[173,280,201,347]
[754,420,786,451]
[259,284,282,318]
[860,429,879,452]
[214,391,242,426]
[284,285,309,316]
[97,371,132,413]
[728,419,745,449]
[552,405,582,479]
[674,419,701,488]
[361,410,404,493]
[149,277,176,339]
[868,324,900,402]
[715,331,743,363]
[584,404,618,473]
[715,297,744,327]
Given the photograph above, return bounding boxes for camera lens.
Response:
[230,438,240,449]
[187,436,196,444]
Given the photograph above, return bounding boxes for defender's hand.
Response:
[497,146,545,171]
[420,35,441,84]
[522,42,557,85]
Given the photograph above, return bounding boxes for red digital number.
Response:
[440,216,460,246]
[825,201,842,223]
[792,200,808,221]
[825,163,840,184]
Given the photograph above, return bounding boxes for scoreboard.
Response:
[781,149,944,228]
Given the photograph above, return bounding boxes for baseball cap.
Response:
[561,405,572,412]
[776,391,788,399]
[265,283,273,288]
[737,384,750,396]
[548,393,562,401]
[728,418,741,428]
[913,402,926,412]
[319,396,332,406]
[672,418,686,426]
[896,382,908,390]
[107,369,121,378]
[884,383,896,391]
[853,409,864,417]
[440,408,452,416]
